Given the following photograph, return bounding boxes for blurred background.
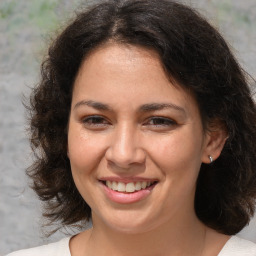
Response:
[0,0,256,255]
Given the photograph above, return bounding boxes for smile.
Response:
[99,178,158,204]
[105,181,155,193]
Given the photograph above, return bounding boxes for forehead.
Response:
[75,43,175,92]
[76,43,165,82]
[87,43,161,66]
[72,43,199,115]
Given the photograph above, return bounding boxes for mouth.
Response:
[100,180,158,193]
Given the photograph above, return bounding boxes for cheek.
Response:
[67,129,102,201]
[68,127,99,172]
[149,132,203,208]
[147,129,203,176]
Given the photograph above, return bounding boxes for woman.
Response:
[7,0,256,255]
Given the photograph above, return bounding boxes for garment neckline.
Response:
[217,236,235,255]
[65,235,251,255]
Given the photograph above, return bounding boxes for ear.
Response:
[201,121,228,164]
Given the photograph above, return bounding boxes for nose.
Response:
[105,123,146,169]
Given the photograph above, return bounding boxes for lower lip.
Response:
[101,183,156,204]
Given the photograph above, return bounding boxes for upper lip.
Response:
[99,176,158,183]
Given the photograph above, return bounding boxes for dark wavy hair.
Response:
[27,0,256,235]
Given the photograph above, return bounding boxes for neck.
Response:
[82,213,207,256]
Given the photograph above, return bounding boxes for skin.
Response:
[68,43,229,256]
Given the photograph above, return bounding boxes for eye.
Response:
[82,115,110,128]
[145,117,177,128]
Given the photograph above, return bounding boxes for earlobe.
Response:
[201,121,228,164]
[208,155,213,163]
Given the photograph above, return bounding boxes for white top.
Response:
[6,236,256,256]
[218,236,256,256]
[6,237,71,256]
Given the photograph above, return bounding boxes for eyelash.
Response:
[82,115,177,129]
[145,117,177,127]
[82,115,110,127]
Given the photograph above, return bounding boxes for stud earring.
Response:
[209,155,213,163]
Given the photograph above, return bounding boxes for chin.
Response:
[109,222,154,234]
[96,211,159,234]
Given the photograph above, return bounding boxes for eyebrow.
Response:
[139,103,186,114]
[74,100,186,114]
[74,100,112,111]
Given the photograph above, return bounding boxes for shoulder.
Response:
[5,237,71,256]
[218,236,256,256]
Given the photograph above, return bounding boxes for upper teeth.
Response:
[105,181,153,193]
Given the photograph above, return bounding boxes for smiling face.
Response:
[68,43,215,233]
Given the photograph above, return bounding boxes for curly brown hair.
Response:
[27,0,256,235]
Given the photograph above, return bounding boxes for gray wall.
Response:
[1,0,256,255]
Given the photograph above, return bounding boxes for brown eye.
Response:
[82,115,110,128]
[147,117,177,126]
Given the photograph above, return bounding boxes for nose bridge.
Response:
[114,122,137,160]
[106,121,145,167]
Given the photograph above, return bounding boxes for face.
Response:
[68,43,212,233]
